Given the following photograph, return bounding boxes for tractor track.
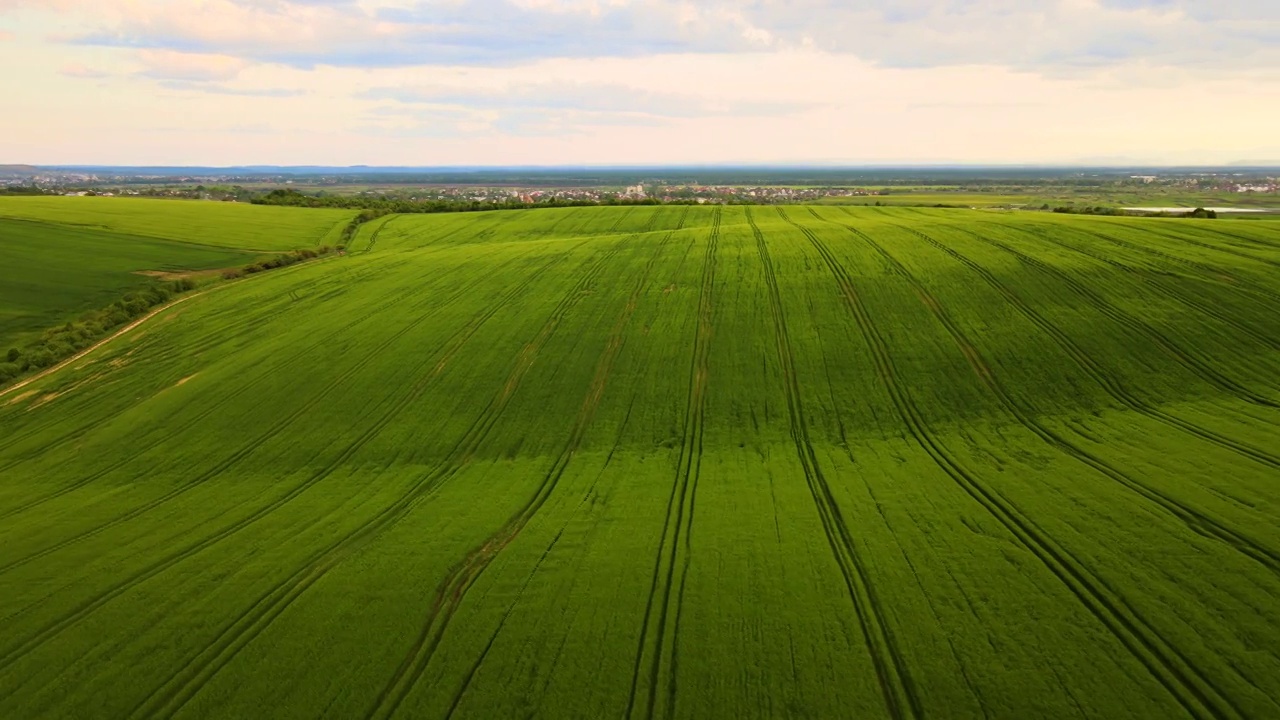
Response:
[770,208,923,720]
[897,222,1280,473]
[120,237,612,720]
[0,251,505,522]
[0,247,538,573]
[827,212,1280,578]
[799,208,1242,720]
[1125,222,1280,271]
[961,226,1280,409]
[363,233,641,720]
[990,223,1280,353]
[625,208,719,720]
[442,231,678,719]
[0,243,578,673]
[1026,220,1280,306]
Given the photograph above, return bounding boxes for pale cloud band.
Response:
[0,0,1277,165]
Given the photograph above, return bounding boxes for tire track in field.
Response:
[0,245,578,670]
[759,208,921,720]
[790,209,1243,720]
[894,221,1280,474]
[1026,220,1280,306]
[996,224,1280,353]
[673,205,691,232]
[1124,222,1280,271]
[621,209,718,720]
[1176,224,1280,253]
[0,248,540,573]
[360,215,398,253]
[441,231,679,719]
[999,220,1280,321]
[622,210,717,720]
[827,212,1280,577]
[959,226,1280,409]
[0,249,428,475]
[641,206,663,233]
[0,255,492,522]
[126,239,616,720]
[1184,224,1280,250]
[362,234,645,720]
[608,206,638,233]
[396,209,525,249]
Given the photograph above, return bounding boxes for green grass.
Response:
[1,205,1279,719]
[0,219,258,350]
[0,198,358,351]
[0,196,357,251]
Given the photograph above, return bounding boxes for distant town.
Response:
[2,165,1277,210]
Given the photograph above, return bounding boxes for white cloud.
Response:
[2,0,1268,71]
[0,1,1276,165]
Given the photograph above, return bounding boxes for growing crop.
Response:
[0,203,1277,719]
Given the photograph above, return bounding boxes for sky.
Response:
[1,0,1277,166]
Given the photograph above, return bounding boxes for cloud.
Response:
[156,80,304,97]
[0,30,13,42]
[38,0,1275,72]
[59,62,110,78]
[134,49,248,81]
[363,82,814,119]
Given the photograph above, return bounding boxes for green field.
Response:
[0,219,256,350]
[0,198,356,351]
[0,196,356,251]
[2,205,1279,719]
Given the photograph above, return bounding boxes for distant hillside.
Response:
[0,165,40,175]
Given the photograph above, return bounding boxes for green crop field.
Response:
[1,204,1279,719]
[0,198,355,351]
[0,219,260,350]
[0,196,357,251]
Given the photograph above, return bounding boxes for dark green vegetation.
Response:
[1,204,1279,719]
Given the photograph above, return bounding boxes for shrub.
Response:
[6,348,18,363]
[24,349,55,369]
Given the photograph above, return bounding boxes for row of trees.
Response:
[1047,204,1217,219]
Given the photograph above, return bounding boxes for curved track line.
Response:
[0,246,538,573]
[826,211,1280,577]
[0,250,501,521]
[800,208,1241,720]
[959,225,1279,408]
[362,234,642,720]
[1000,223,1280,353]
[896,221,1280,473]
[0,245,575,672]
[442,231,679,719]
